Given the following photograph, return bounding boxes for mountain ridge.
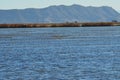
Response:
[0,4,120,23]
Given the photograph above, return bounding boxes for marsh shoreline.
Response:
[0,22,120,28]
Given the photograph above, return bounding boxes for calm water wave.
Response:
[0,26,120,80]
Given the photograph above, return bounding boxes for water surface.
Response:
[0,26,120,80]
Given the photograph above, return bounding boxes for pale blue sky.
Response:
[1,0,120,11]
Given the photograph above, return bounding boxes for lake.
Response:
[0,26,120,80]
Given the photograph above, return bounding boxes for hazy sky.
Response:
[1,0,120,11]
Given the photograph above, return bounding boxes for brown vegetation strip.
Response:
[0,22,120,28]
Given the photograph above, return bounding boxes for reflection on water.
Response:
[0,26,120,80]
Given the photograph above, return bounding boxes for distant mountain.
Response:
[0,4,120,23]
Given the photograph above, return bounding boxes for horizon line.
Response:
[0,4,114,10]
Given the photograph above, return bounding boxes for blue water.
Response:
[0,26,120,80]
